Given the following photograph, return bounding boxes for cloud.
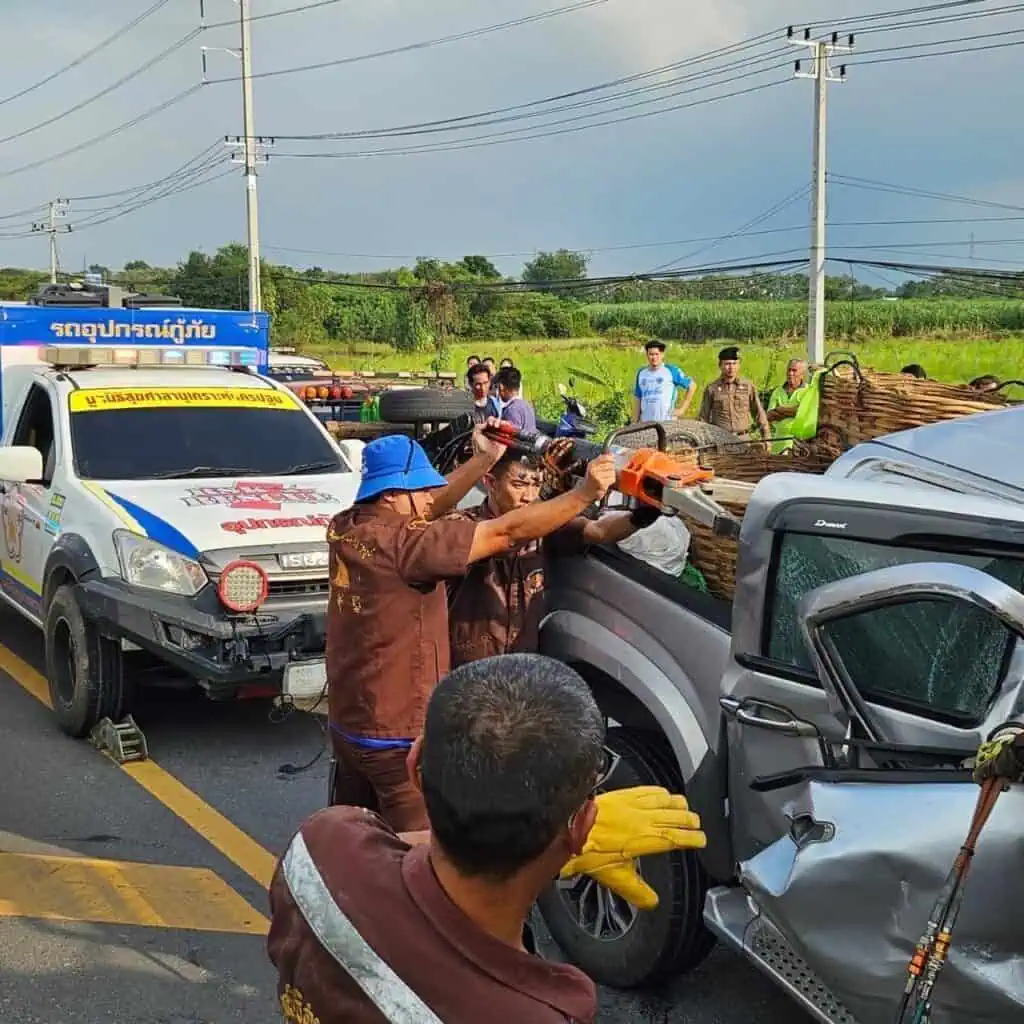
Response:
[0,0,1019,279]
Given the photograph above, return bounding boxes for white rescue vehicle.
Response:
[0,303,362,744]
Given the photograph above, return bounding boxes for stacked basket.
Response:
[817,358,1011,448]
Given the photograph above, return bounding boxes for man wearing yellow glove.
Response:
[268,654,706,1024]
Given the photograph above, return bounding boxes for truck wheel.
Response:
[45,584,131,738]
[536,727,715,988]
[378,388,474,425]
[620,419,740,451]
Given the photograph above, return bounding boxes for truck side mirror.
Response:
[0,446,44,483]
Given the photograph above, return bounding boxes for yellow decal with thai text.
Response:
[280,984,321,1024]
[69,387,300,413]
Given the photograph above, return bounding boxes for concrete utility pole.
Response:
[238,0,262,313]
[788,27,853,365]
[31,199,71,283]
[201,0,272,313]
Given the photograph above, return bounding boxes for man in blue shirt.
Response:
[632,339,696,423]
[495,366,537,433]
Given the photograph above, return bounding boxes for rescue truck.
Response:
[0,301,364,750]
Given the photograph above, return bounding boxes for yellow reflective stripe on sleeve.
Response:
[68,387,301,413]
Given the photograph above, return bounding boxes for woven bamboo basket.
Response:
[676,440,834,600]
[818,359,1013,448]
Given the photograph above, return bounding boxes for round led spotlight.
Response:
[217,560,269,613]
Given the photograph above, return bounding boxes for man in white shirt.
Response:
[631,339,696,423]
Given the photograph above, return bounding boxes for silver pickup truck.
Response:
[537,406,1024,1024]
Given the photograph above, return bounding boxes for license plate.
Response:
[282,660,327,701]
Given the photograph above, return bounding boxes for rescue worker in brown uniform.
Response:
[269,654,708,1024]
[448,447,660,667]
[326,428,617,832]
[698,345,771,444]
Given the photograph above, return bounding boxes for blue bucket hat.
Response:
[355,434,447,503]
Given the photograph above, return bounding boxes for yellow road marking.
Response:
[0,852,267,934]
[0,639,276,891]
[123,761,276,888]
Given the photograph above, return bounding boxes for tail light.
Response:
[340,385,353,399]
[317,385,329,399]
[217,560,269,613]
[304,385,318,401]
[330,385,343,400]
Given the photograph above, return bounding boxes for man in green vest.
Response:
[766,358,808,454]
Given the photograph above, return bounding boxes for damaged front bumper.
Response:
[77,576,327,700]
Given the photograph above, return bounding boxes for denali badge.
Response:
[814,519,848,530]
[278,550,330,570]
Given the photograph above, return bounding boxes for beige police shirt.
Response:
[698,377,766,436]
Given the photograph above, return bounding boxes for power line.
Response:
[202,0,612,85]
[273,77,790,160]
[269,34,787,141]
[264,26,1024,156]
[0,29,202,147]
[830,174,1024,213]
[65,142,225,202]
[649,186,811,274]
[0,85,201,181]
[258,212,1024,264]
[0,0,174,109]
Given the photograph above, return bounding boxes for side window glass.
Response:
[11,385,56,486]
[768,532,1024,722]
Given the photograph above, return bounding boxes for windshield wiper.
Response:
[149,466,265,480]
[275,460,342,475]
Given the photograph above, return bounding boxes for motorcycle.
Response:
[549,378,599,439]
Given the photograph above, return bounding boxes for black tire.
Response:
[536,727,715,989]
[378,388,474,425]
[617,419,740,452]
[44,584,132,738]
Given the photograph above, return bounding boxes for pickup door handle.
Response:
[720,696,820,738]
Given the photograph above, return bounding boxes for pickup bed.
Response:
[536,405,1024,1023]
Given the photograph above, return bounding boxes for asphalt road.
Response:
[0,601,800,1024]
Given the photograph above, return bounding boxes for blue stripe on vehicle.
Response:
[104,492,201,560]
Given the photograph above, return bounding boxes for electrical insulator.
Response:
[795,60,801,73]
[804,27,811,40]
[787,25,793,38]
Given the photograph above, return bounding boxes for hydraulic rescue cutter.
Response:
[483,420,753,538]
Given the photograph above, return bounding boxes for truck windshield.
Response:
[69,405,346,480]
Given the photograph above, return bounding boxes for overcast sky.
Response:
[0,0,1019,281]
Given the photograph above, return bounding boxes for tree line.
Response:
[0,243,1019,352]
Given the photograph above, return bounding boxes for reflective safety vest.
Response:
[281,832,445,1024]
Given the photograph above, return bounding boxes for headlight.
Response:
[113,531,208,597]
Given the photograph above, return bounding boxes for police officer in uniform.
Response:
[698,345,771,443]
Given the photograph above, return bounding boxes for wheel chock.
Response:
[89,715,149,764]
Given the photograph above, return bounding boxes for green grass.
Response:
[306,334,1024,427]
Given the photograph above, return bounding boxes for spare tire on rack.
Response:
[617,419,740,452]
[378,387,474,425]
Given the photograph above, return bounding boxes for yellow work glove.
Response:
[559,785,706,911]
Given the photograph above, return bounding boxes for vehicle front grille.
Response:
[268,578,330,598]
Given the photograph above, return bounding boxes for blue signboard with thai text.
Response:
[0,305,270,362]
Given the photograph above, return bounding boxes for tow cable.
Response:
[893,771,1008,1022]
